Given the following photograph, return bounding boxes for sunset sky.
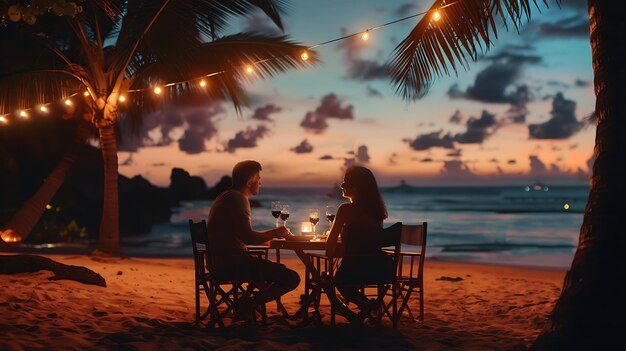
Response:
[117,0,595,188]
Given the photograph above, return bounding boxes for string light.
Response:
[0,3,456,124]
[19,110,28,118]
[432,10,442,21]
[301,50,309,61]
[39,106,48,113]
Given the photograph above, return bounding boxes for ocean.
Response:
[122,185,589,269]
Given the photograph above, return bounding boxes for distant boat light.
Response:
[564,203,570,210]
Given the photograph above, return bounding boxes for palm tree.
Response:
[389,0,624,348]
[0,0,315,256]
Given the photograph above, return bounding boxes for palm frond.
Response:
[0,70,83,114]
[125,33,316,118]
[388,0,558,100]
[109,1,289,88]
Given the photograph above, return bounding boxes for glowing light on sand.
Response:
[1,229,22,243]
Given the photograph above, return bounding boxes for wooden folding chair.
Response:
[306,222,403,328]
[386,222,428,321]
[188,220,267,327]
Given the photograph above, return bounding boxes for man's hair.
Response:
[232,160,262,188]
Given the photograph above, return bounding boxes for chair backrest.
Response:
[342,222,403,255]
[189,219,209,277]
[400,222,428,279]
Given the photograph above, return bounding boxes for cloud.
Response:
[336,28,390,81]
[343,145,370,168]
[420,157,434,163]
[441,160,475,178]
[224,125,270,153]
[366,85,383,98]
[448,48,540,104]
[178,108,220,154]
[404,131,454,151]
[290,139,314,154]
[251,104,282,121]
[449,110,463,124]
[118,103,223,154]
[507,159,517,165]
[540,15,589,38]
[506,85,533,123]
[528,92,584,139]
[388,153,398,165]
[575,78,589,87]
[300,93,354,133]
[446,149,462,157]
[453,110,497,144]
[319,155,334,160]
[394,3,420,16]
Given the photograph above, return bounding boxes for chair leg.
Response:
[392,283,398,329]
[419,284,424,321]
[195,281,200,325]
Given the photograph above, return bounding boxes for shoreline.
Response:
[1,253,564,350]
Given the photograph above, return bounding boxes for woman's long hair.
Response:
[344,166,388,221]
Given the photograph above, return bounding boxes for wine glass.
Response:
[280,205,290,228]
[326,205,336,232]
[271,201,282,227]
[309,208,320,238]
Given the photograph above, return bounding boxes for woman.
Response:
[325,165,391,318]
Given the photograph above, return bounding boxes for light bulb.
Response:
[83,90,89,96]
[432,10,442,21]
[154,86,162,94]
[361,30,369,41]
[246,65,254,74]
[119,95,126,102]
[64,99,72,106]
[39,106,48,113]
[0,116,7,124]
[20,110,28,118]
[199,79,207,87]
[301,50,309,61]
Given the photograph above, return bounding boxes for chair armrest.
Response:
[399,251,422,257]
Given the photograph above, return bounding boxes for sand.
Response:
[0,254,565,350]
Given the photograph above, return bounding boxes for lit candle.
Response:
[301,222,313,234]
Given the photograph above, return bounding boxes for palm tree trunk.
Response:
[533,0,626,349]
[93,124,122,256]
[1,124,89,242]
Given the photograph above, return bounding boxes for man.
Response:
[207,160,299,319]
